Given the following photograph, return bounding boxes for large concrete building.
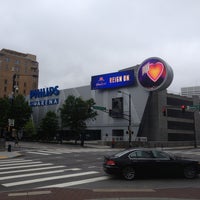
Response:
[30,61,200,147]
[181,86,200,97]
[0,49,39,98]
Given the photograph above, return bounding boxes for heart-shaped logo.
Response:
[147,62,164,82]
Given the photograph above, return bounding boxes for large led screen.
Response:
[91,70,134,90]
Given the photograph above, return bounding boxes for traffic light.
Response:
[109,109,112,116]
[162,107,166,116]
[181,105,186,113]
[112,97,123,118]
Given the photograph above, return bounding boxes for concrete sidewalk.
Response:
[0,187,200,200]
[0,150,22,159]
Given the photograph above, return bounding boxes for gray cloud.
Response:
[1,0,200,92]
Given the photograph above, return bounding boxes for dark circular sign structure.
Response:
[137,57,173,91]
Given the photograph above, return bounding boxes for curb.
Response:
[0,152,23,159]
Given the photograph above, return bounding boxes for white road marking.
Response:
[0,161,42,167]
[0,163,53,170]
[8,190,52,196]
[0,169,65,180]
[3,171,99,187]
[0,159,33,164]
[0,165,66,175]
[27,152,50,155]
[37,150,62,155]
[39,176,109,188]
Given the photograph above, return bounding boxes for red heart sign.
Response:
[147,62,164,82]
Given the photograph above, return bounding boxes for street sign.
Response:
[8,119,15,126]
[187,105,200,110]
[92,105,106,111]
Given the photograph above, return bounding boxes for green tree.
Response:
[0,95,32,138]
[9,94,32,130]
[0,97,11,128]
[59,95,97,145]
[23,119,37,140]
[39,111,59,141]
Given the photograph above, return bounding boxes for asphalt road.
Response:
[0,142,200,193]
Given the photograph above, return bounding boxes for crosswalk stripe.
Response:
[0,169,66,180]
[0,159,33,164]
[0,165,66,175]
[2,171,99,187]
[37,150,62,155]
[0,163,53,170]
[39,176,109,188]
[0,161,42,167]
[27,152,50,155]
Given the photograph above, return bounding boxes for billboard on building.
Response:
[91,70,134,90]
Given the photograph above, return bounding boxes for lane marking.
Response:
[3,171,99,187]
[27,152,50,155]
[0,161,42,167]
[0,163,53,170]
[38,150,62,155]
[0,166,80,181]
[0,159,33,164]
[39,176,109,188]
[0,169,65,180]
[0,165,66,175]
[8,190,52,196]
[93,189,155,192]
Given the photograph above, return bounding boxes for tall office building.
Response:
[0,48,39,98]
[181,86,200,97]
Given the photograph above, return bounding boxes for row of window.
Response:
[2,87,27,96]
[1,56,38,66]
[0,65,38,73]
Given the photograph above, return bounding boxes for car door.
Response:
[152,150,180,177]
[128,150,156,177]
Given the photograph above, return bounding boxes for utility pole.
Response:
[118,91,132,148]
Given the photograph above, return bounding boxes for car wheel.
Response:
[183,165,197,179]
[122,166,136,180]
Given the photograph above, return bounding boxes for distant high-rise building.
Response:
[0,48,39,98]
[181,86,200,97]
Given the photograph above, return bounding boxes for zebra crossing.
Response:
[0,158,109,190]
[24,147,200,157]
[25,147,118,156]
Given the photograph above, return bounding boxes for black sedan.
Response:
[103,148,200,180]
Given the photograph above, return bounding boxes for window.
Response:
[15,66,20,72]
[15,60,20,64]
[152,150,170,160]
[24,66,28,73]
[128,151,137,159]
[128,150,153,159]
[5,57,10,62]
[5,65,9,71]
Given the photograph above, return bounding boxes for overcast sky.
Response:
[1,0,199,93]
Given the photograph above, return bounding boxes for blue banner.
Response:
[91,70,134,90]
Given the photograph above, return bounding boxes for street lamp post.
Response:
[118,91,132,148]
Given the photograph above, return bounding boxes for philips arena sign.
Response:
[29,86,60,107]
